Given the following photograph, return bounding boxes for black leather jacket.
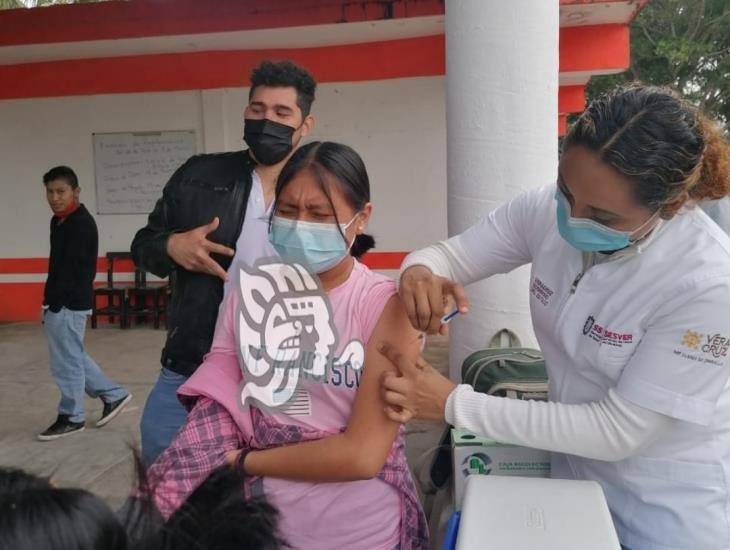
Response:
[131,151,253,377]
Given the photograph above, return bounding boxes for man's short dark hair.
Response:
[43,166,78,189]
[249,60,317,118]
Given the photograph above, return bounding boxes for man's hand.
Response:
[399,265,469,335]
[378,342,456,423]
[166,217,234,280]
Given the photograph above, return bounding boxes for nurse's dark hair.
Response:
[274,141,375,258]
[563,84,730,216]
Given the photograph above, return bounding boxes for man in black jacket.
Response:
[39,166,132,441]
[132,60,316,464]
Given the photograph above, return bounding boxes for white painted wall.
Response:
[0,76,447,261]
[0,90,203,258]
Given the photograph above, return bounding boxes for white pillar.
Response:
[445,0,559,381]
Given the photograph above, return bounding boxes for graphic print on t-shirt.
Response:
[235,258,364,410]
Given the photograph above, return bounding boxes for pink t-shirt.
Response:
[181,260,402,550]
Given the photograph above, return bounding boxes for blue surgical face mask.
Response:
[269,214,359,273]
[555,187,659,252]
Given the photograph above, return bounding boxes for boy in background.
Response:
[39,166,131,441]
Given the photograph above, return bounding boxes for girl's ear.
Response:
[357,203,373,233]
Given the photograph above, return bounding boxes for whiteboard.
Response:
[93,130,197,215]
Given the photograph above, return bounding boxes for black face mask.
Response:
[243,118,297,166]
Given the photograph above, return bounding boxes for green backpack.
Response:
[461,329,548,401]
[422,329,549,507]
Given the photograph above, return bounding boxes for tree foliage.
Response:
[587,0,729,129]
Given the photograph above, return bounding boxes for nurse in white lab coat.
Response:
[379,85,730,550]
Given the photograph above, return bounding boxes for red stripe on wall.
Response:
[0,253,404,275]
[0,258,50,274]
[0,24,628,100]
[558,115,568,137]
[0,257,135,274]
[0,0,445,47]
[0,36,445,100]
[558,85,585,114]
[560,24,629,72]
[360,251,408,270]
[0,281,134,323]
[0,251,407,322]
[0,283,44,322]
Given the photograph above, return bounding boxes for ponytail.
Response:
[689,115,730,202]
[350,233,375,259]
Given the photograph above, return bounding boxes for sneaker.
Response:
[96,393,132,427]
[37,415,85,441]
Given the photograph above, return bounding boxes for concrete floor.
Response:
[0,321,448,511]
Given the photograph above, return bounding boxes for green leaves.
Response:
[587,0,729,130]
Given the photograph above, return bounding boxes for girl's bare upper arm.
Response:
[342,295,422,462]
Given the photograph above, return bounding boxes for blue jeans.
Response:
[140,367,189,465]
[43,307,128,423]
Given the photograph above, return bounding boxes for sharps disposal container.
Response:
[455,475,620,550]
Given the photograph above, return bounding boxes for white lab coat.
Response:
[413,185,730,549]
[702,197,730,236]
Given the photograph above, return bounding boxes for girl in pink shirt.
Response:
[145,142,428,550]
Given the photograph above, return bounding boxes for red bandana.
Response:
[54,202,79,223]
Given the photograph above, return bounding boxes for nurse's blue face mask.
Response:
[555,187,659,252]
[269,214,359,274]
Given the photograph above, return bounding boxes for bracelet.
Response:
[236,448,251,474]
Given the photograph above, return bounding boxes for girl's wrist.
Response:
[237,448,252,474]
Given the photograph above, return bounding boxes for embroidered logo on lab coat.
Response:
[681,330,703,350]
[530,277,554,306]
[703,334,730,358]
[676,330,729,366]
[582,316,633,347]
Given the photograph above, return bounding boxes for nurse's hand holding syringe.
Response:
[413,308,461,343]
[399,265,469,335]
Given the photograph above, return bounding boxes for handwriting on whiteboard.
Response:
[93,131,197,215]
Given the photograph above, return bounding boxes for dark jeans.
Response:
[140,367,188,465]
